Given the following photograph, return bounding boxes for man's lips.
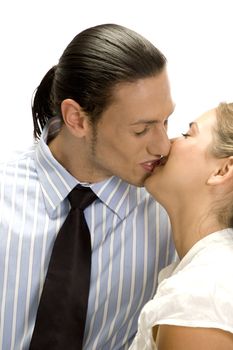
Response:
[140,157,167,172]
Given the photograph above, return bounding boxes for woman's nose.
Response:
[170,137,176,144]
[170,135,180,144]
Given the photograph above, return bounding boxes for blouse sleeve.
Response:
[129,243,233,349]
[138,252,233,335]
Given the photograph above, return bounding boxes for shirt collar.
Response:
[34,126,78,217]
[91,176,146,220]
[35,125,147,220]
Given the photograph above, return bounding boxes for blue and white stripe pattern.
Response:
[0,127,175,350]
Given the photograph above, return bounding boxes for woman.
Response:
[130,102,233,349]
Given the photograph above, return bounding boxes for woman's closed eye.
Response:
[181,133,191,138]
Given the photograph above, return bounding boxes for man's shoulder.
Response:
[0,146,36,180]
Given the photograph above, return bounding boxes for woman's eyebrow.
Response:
[189,121,199,133]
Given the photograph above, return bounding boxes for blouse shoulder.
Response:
[141,234,233,334]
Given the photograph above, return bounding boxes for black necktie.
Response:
[30,185,97,350]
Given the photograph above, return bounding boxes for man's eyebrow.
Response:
[129,120,157,126]
[129,109,174,126]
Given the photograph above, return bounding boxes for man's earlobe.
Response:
[207,157,233,185]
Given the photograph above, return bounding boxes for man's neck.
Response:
[48,131,97,183]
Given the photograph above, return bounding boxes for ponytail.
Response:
[32,66,56,139]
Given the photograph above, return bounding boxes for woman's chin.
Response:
[144,168,160,187]
[144,175,167,206]
[144,176,158,197]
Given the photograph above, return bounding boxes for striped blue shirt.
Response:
[0,126,175,350]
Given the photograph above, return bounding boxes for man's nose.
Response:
[147,128,171,156]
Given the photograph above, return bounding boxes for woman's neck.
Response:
[167,201,224,259]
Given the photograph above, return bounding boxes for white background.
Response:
[0,0,232,160]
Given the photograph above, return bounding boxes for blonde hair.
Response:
[212,102,233,227]
[212,102,233,158]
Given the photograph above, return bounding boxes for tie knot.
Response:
[68,185,97,210]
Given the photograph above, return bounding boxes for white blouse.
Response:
[129,228,233,349]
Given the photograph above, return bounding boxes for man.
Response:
[0,24,175,349]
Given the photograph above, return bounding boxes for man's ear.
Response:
[207,156,233,186]
[61,99,89,137]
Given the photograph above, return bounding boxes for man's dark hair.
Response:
[32,23,167,139]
